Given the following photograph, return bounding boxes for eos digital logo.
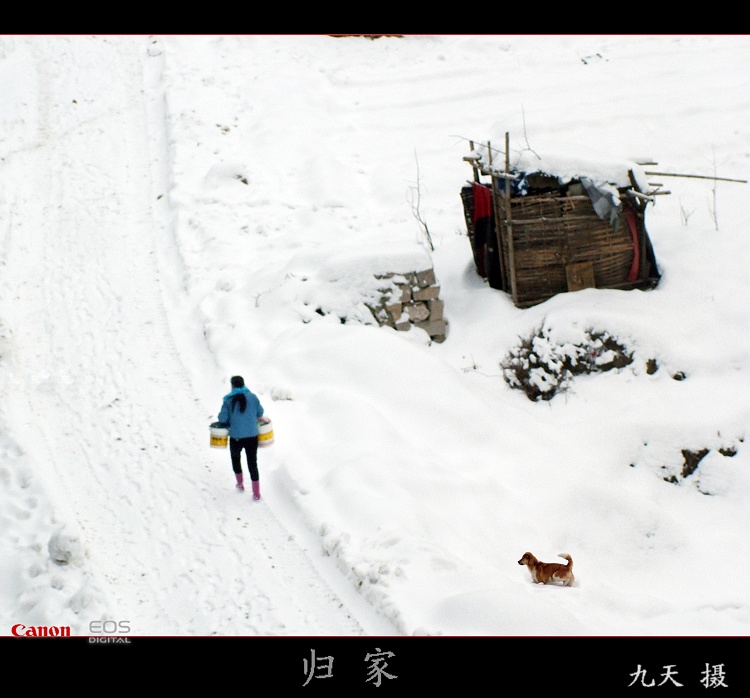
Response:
[10,620,133,642]
[88,619,132,644]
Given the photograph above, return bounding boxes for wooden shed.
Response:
[461,134,661,308]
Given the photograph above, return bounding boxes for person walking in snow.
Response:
[217,375,265,500]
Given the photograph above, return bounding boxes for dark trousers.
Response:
[230,436,259,481]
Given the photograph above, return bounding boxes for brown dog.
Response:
[518,552,575,586]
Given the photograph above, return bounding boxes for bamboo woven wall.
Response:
[497,192,639,307]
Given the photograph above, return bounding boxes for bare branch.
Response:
[679,199,695,226]
[708,148,719,231]
[407,149,434,251]
[520,107,541,160]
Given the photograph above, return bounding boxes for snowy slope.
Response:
[2,35,750,639]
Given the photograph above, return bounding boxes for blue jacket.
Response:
[218,386,264,439]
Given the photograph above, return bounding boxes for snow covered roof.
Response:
[467,142,652,194]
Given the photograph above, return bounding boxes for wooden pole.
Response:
[488,141,507,292]
[504,132,518,305]
[469,140,479,183]
[644,171,747,184]
[628,169,647,282]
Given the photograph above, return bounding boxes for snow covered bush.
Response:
[501,324,633,401]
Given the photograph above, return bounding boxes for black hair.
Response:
[230,375,244,388]
[231,393,247,414]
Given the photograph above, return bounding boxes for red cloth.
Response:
[471,182,493,222]
[625,209,640,282]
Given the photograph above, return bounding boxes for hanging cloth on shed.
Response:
[471,182,503,289]
[471,181,493,221]
[470,182,493,279]
[580,177,621,229]
[624,208,640,282]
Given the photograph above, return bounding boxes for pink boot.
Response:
[235,473,244,491]
[252,480,261,501]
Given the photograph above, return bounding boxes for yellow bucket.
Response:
[209,423,229,449]
[258,416,274,448]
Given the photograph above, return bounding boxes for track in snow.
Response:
[0,36,393,636]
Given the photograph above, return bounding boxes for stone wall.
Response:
[367,268,447,343]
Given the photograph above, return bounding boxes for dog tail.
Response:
[558,553,573,567]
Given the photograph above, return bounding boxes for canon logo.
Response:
[12,624,71,637]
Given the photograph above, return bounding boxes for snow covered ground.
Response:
[1,35,749,664]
